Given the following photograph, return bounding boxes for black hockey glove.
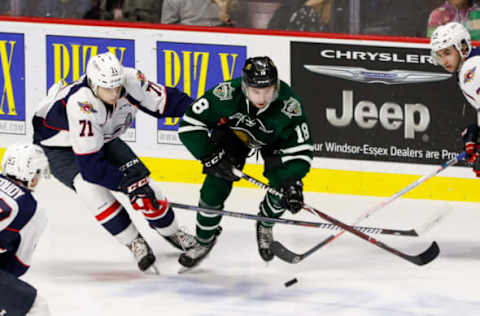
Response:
[201,148,239,182]
[461,124,480,163]
[279,179,304,214]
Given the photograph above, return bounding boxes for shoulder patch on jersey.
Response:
[212,82,234,101]
[464,66,476,84]
[78,101,97,114]
[281,97,302,118]
[136,70,147,87]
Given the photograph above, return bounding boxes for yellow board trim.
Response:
[1,148,477,202]
[142,157,480,202]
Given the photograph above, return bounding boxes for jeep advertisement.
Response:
[291,41,475,164]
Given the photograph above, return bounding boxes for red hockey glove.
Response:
[120,177,159,211]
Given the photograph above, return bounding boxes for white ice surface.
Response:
[22,178,480,316]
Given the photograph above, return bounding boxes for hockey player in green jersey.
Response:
[177,56,314,268]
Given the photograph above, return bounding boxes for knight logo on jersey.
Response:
[136,71,147,87]
[281,97,302,118]
[78,101,97,114]
[464,67,476,84]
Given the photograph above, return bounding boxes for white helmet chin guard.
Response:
[430,22,472,65]
[1,144,50,189]
[86,52,125,94]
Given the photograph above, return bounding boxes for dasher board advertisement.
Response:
[291,41,474,165]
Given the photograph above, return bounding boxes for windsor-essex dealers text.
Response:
[314,142,455,160]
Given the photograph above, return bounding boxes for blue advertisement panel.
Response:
[156,41,246,144]
[0,33,25,135]
[46,35,136,141]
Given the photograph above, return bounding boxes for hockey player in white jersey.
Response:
[430,22,480,175]
[0,143,51,315]
[32,52,196,272]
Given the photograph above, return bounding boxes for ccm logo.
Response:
[127,177,149,193]
[326,90,430,139]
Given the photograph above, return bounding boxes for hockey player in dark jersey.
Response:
[32,52,197,273]
[0,143,51,315]
[177,56,314,268]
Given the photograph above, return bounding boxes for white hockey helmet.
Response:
[86,52,125,93]
[1,144,50,189]
[430,22,472,65]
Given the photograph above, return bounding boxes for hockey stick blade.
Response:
[410,241,440,266]
[271,229,439,265]
[271,206,449,264]
[271,236,334,264]
[304,205,440,266]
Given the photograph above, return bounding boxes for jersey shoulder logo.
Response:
[136,70,147,87]
[464,66,476,84]
[78,101,97,114]
[212,82,234,101]
[281,97,302,118]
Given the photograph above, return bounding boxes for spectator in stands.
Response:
[427,0,479,37]
[100,0,163,22]
[21,0,94,19]
[268,0,332,32]
[216,0,249,28]
[161,0,228,26]
[0,1,11,15]
[84,0,103,19]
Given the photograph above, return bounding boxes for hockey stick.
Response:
[270,152,465,264]
[232,169,442,266]
[170,202,420,236]
[271,203,452,264]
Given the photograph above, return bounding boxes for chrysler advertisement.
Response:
[291,41,474,164]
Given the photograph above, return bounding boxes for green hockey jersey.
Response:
[178,78,314,185]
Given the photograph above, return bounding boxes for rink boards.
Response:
[0,17,478,202]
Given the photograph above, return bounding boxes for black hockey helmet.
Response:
[242,56,278,88]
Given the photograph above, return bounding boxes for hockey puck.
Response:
[284,278,298,287]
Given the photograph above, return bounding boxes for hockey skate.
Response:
[163,228,197,251]
[178,227,222,270]
[127,234,156,272]
[256,221,274,262]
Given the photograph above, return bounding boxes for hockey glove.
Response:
[279,179,304,214]
[119,177,159,211]
[201,148,239,182]
[461,124,480,163]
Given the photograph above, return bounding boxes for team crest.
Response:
[136,71,147,87]
[281,97,301,118]
[464,67,476,84]
[212,82,234,101]
[78,101,97,114]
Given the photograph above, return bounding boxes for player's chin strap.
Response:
[231,154,465,267]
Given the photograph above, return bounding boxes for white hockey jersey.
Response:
[458,56,480,124]
[34,67,183,154]
[32,67,192,189]
[0,175,47,277]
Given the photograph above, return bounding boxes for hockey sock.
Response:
[196,200,223,245]
[258,192,287,227]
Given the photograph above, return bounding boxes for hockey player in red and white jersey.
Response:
[0,143,51,315]
[32,52,196,272]
[430,22,480,175]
